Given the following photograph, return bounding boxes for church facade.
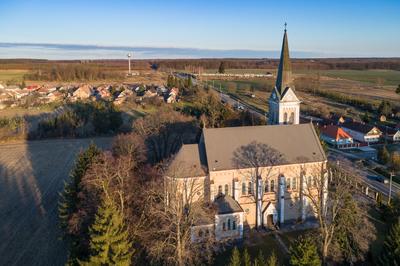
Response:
[165,28,327,243]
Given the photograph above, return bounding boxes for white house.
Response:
[341,122,381,144]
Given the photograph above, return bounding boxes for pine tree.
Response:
[218,61,225,74]
[254,249,265,266]
[58,143,101,233]
[289,236,321,266]
[229,246,241,266]
[81,197,133,266]
[380,219,400,265]
[266,251,278,266]
[243,248,251,266]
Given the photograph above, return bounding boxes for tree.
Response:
[243,248,251,266]
[289,236,321,266]
[58,144,101,263]
[218,61,226,74]
[198,93,231,128]
[396,84,400,95]
[232,141,286,229]
[266,251,278,266]
[81,196,133,266]
[301,164,375,264]
[379,218,400,265]
[229,247,241,266]
[361,112,370,123]
[378,145,391,165]
[186,76,193,88]
[378,100,392,117]
[254,250,265,266]
[390,151,400,172]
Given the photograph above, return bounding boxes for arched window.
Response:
[286,177,291,190]
[283,112,288,124]
[270,180,275,191]
[292,178,297,190]
[242,182,246,195]
[248,182,252,195]
[233,220,237,230]
[265,180,269,193]
[227,219,231,230]
[289,112,295,124]
[225,184,229,195]
[222,222,226,231]
[218,185,222,195]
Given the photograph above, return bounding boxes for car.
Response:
[237,105,244,110]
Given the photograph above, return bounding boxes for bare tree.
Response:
[140,165,215,266]
[133,107,198,163]
[232,141,286,229]
[301,163,375,264]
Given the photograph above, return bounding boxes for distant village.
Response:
[0,82,180,109]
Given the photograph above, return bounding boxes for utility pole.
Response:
[127,53,132,76]
[388,171,394,205]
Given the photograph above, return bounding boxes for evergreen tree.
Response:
[229,246,241,266]
[266,251,278,266]
[81,196,133,266]
[380,219,400,265]
[58,143,101,232]
[186,76,193,88]
[218,61,226,74]
[361,112,370,123]
[254,250,265,266]
[243,248,251,266]
[378,100,392,117]
[391,151,400,172]
[378,145,391,165]
[396,84,400,95]
[289,236,321,266]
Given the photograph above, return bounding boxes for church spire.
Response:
[275,23,293,95]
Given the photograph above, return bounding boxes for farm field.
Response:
[0,137,113,266]
[0,69,28,83]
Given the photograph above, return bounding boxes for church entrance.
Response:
[266,214,274,228]
[263,202,277,229]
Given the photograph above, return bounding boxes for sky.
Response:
[0,0,399,59]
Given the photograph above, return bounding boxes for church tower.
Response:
[268,25,300,125]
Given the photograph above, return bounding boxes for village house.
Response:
[96,85,112,99]
[143,87,158,98]
[341,122,382,144]
[165,28,327,242]
[377,125,400,142]
[71,84,94,101]
[320,125,357,149]
[46,91,64,102]
[166,87,179,103]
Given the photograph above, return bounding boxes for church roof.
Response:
[166,144,207,178]
[214,195,244,214]
[275,29,293,98]
[203,123,326,172]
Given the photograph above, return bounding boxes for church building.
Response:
[165,27,327,242]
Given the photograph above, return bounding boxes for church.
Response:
[165,27,327,242]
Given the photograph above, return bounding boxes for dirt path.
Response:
[0,137,113,266]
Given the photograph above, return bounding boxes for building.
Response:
[320,125,357,149]
[268,28,300,125]
[72,84,94,101]
[165,27,327,242]
[377,125,400,142]
[341,122,382,144]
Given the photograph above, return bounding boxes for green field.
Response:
[296,69,400,86]
[0,69,28,83]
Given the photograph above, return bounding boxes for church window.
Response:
[313,176,317,187]
[242,182,246,195]
[225,184,229,196]
[289,112,295,124]
[292,178,297,190]
[233,220,237,230]
[222,222,226,231]
[286,177,291,190]
[218,185,222,195]
[265,181,269,193]
[284,112,288,124]
[248,182,253,195]
[227,219,231,230]
[270,180,275,191]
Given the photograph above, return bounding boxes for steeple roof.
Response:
[275,28,293,95]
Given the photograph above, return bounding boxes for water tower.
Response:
[127,53,132,76]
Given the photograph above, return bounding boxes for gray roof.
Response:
[166,144,207,178]
[275,29,293,98]
[203,123,326,171]
[214,195,244,214]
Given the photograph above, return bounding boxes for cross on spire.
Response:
[284,22,287,31]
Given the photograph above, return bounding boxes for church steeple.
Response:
[268,23,300,126]
[275,24,293,95]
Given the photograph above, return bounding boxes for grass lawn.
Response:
[0,69,28,83]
